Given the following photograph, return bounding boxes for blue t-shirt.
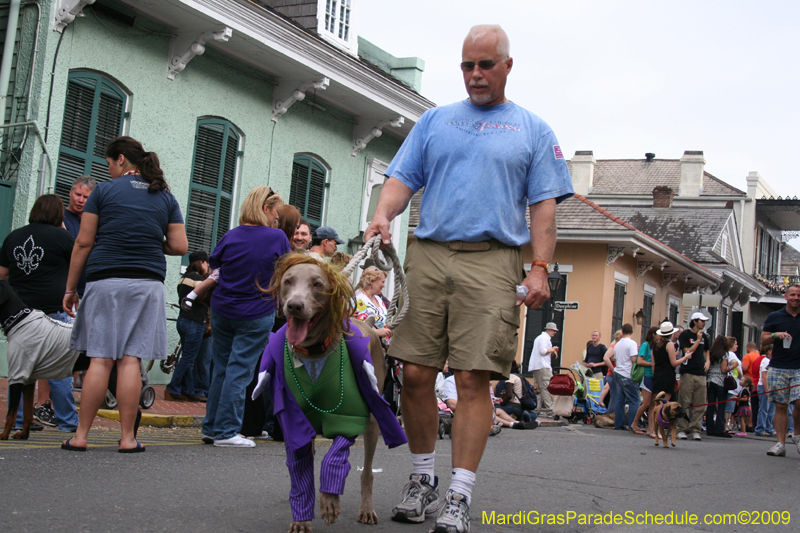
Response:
[386,100,573,246]
[762,307,800,369]
[209,225,291,320]
[63,208,87,296]
[83,175,183,280]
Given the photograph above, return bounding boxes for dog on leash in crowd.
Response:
[1,280,86,441]
[651,391,689,448]
[252,254,406,533]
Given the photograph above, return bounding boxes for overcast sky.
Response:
[359,0,800,202]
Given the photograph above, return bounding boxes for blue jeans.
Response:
[613,374,641,430]
[15,311,79,432]
[498,402,537,422]
[706,382,727,434]
[756,384,775,434]
[192,336,213,397]
[167,317,205,396]
[202,311,274,440]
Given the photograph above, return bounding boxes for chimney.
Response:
[571,150,595,195]
[645,152,656,162]
[652,186,674,208]
[679,150,705,197]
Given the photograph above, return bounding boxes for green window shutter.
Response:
[290,155,327,231]
[184,119,240,263]
[55,72,126,204]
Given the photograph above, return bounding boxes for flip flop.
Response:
[118,441,146,453]
[61,438,87,452]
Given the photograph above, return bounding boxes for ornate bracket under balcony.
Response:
[352,117,404,156]
[662,273,679,288]
[684,283,700,294]
[167,28,233,80]
[636,261,654,279]
[738,289,753,306]
[271,78,330,122]
[53,0,95,32]
[658,261,668,271]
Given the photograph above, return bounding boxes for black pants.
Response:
[706,382,728,434]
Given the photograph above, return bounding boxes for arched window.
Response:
[184,118,242,261]
[55,71,128,204]
[290,154,328,230]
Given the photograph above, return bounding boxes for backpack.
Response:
[514,373,538,411]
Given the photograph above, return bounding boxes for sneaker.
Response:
[692,433,702,441]
[523,420,540,430]
[250,431,271,440]
[489,423,502,436]
[431,489,470,533]
[766,443,786,457]
[391,474,440,523]
[735,432,747,437]
[213,435,256,447]
[677,432,688,440]
[33,402,57,427]
[792,435,800,456]
[201,434,214,444]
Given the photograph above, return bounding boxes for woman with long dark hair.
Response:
[706,335,730,438]
[633,326,658,436]
[62,136,187,452]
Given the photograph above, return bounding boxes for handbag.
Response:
[630,356,645,384]
[547,373,575,396]
[723,374,737,391]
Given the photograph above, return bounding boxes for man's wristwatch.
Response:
[531,261,549,271]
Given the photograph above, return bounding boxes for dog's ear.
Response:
[365,316,376,328]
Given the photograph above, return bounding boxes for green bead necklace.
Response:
[285,338,345,414]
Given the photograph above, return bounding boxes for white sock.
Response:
[411,451,435,480]
[449,468,476,505]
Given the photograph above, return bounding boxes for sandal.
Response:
[61,438,87,452]
[118,441,146,453]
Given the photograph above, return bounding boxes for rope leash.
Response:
[681,383,800,410]
[341,235,409,330]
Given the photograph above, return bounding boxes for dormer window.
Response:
[320,0,353,49]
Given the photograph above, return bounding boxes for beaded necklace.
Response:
[122,169,138,176]
[285,338,344,413]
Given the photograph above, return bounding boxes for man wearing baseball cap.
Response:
[676,312,712,440]
[529,322,559,417]
[307,226,344,261]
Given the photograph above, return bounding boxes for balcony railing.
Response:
[755,274,800,295]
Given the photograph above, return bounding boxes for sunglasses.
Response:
[262,188,275,207]
[460,59,505,72]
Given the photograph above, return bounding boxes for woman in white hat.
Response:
[650,322,692,417]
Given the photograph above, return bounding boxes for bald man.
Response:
[365,24,573,533]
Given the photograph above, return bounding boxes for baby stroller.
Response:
[570,363,608,424]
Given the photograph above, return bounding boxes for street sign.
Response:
[553,301,579,310]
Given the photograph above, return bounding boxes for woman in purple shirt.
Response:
[202,186,290,447]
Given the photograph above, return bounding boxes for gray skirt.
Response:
[70,278,167,360]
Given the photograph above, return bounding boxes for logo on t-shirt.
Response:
[553,145,564,159]
[13,235,44,275]
[130,179,149,190]
[446,119,521,136]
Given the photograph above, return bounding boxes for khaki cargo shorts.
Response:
[388,238,523,379]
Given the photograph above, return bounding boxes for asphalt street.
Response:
[0,423,796,533]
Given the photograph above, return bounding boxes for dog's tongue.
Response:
[286,317,310,346]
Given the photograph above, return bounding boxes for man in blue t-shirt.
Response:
[761,283,800,457]
[365,24,573,533]
[63,176,96,298]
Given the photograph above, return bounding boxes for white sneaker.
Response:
[677,432,688,440]
[431,489,470,533]
[214,435,256,448]
[692,433,702,441]
[766,442,786,457]
[793,435,800,456]
[391,474,440,523]
[251,431,271,440]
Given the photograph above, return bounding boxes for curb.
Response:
[538,419,569,427]
[96,409,203,428]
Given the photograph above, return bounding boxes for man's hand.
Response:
[520,267,550,310]
[364,214,392,248]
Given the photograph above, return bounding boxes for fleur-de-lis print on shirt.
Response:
[13,235,44,275]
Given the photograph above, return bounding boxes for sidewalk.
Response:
[1,380,205,429]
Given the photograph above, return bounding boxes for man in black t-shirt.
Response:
[676,312,711,441]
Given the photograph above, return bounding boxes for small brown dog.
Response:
[651,391,688,447]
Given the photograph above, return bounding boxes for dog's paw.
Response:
[320,492,341,526]
[288,521,312,533]
[12,431,30,440]
[357,507,379,525]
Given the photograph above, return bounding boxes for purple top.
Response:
[209,225,290,320]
